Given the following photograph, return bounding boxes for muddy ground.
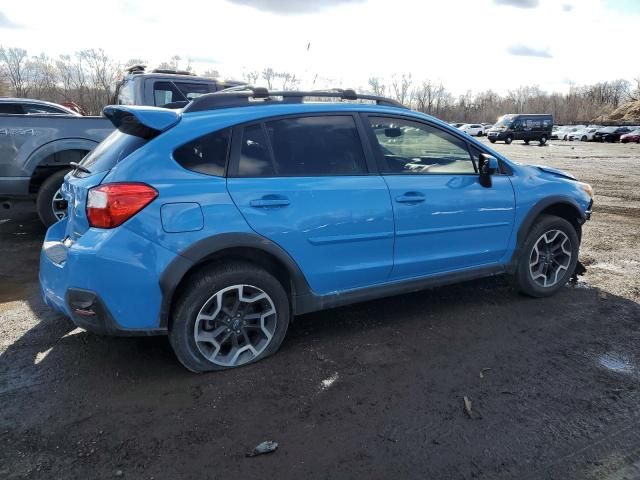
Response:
[1,139,639,479]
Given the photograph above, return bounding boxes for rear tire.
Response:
[36,169,70,227]
[505,135,513,145]
[513,215,579,297]
[539,135,547,146]
[581,136,587,142]
[489,139,496,144]
[169,262,290,372]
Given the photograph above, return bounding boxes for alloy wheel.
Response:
[528,230,572,287]
[193,284,277,367]
[51,189,68,221]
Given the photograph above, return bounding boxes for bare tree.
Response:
[0,46,32,97]
[368,77,386,96]
[261,68,276,89]
[391,73,412,105]
[243,70,260,86]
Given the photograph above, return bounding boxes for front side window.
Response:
[173,128,231,176]
[368,117,476,175]
[261,115,367,176]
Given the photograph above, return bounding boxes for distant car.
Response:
[557,126,585,141]
[0,98,81,115]
[594,127,632,142]
[569,128,598,142]
[458,123,485,137]
[620,129,640,143]
[486,114,553,145]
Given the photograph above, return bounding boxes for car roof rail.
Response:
[183,87,406,113]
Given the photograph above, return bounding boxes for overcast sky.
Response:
[0,0,638,94]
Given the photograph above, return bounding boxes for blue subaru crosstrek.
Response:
[40,89,594,372]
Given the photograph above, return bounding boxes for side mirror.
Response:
[478,153,499,188]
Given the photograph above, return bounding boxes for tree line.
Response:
[1,46,638,122]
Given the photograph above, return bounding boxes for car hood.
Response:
[532,165,577,181]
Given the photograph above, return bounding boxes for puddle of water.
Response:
[598,353,635,374]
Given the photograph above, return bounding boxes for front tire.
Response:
[36,169,70,227]
[169,262,290,372]
[513,215,579,297]
[539,135,548,145]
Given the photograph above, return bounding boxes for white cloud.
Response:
[1,0,637,95]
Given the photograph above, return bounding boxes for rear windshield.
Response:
[75,130,147,177]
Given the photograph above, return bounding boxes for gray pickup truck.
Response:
[0,67,241,225]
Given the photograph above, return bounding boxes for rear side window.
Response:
[173,128,231,176]
[256,115,367,176]
[77,131,147,177]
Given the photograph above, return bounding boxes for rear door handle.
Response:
[395,192,426,204]
[249,197,290,208]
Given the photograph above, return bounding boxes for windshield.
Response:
[76,130,147,177]
[494,115,514,128]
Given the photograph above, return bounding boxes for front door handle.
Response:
[249,196,290,208]
[395,192,425,204]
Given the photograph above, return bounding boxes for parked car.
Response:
[40,88,593,372]
[0,98,81,116]
[568,127,598,142]
[458,123,485,136]
[487,114,553,145]
[620,129,640,143]
[593,126,632,143]
[0,66,243,226]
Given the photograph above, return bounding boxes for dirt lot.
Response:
[1,139,639,480]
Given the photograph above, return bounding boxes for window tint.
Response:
[260,116,366,176]
[173,128,230,176]
[0,103,24,114]
[368,117,476,175]
[238,125,273,177]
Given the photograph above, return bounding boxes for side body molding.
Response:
[158,232,313,328]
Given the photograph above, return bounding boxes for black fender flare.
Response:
[508,195,586,272]
[158,233,312,328]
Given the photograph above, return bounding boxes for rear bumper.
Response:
[40,218,176,335]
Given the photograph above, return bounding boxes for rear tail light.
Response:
[87,183,157,228]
